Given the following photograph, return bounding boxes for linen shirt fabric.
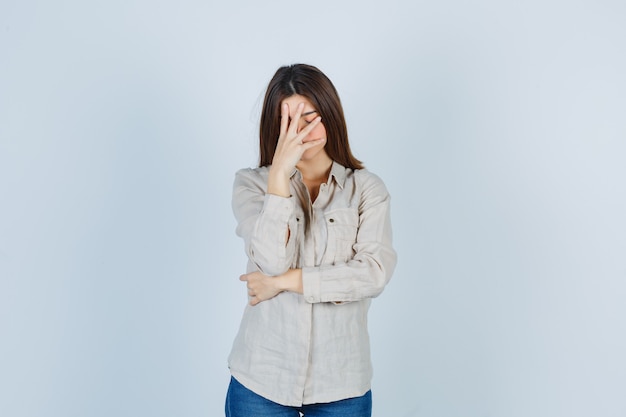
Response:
[228,161,397,407]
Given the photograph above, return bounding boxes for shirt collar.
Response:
[290,161,347,189]
[329,161,347,189]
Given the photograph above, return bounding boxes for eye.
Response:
[302,111,318,125]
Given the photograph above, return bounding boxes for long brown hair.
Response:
[258,64,364,169]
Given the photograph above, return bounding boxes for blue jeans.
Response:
[225,376,372,417]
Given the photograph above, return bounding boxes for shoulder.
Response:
[234,166,270,187]
[235,166,269,179]
[345,169,391,211]
[352,168,390,196]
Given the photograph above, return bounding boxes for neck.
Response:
[296,155,333,182]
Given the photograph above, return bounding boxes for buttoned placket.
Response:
[292,175,332,279]
[291,173,334,402]
[313,182,330,268]
[288,172,313,402]
[292,175,312,302]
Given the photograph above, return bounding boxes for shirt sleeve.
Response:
[232,168,299,276]
[301,171,397,303]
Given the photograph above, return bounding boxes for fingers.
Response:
[287,102,305,134]
[279,103,289,137]
[301,137,325,150]
[287,103,322,137]
[296,116,322,140]
[242,274,255,296]
[279,101,322,141]
[240,273,257,305]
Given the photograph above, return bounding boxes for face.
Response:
[281,94,328,163]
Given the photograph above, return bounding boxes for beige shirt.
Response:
[228,161,397,407]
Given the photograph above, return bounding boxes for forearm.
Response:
[234,170,298,275]
[267,166,291,197]
[240,268,303,306]
[246,214,297,276]
[276,268,303,294]
[301,244,397,304]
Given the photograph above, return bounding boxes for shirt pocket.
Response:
[324,208,359,264]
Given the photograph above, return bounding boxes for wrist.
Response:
[267,167,291,197]
[269,164,292,181]
[279,269,303,294]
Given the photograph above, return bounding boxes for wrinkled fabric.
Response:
[228,161,396,407]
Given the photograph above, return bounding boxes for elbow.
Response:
[366,268,391,298]
[248,248,292,276]
[362,248,397,299]
[246,231,295,276]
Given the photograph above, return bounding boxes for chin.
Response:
[301,144,327,161]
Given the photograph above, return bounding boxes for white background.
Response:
[1,1,625,416]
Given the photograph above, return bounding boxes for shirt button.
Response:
[308,296,315,302]
[329,218,335,223]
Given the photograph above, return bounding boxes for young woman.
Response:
[226,64,397,417]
